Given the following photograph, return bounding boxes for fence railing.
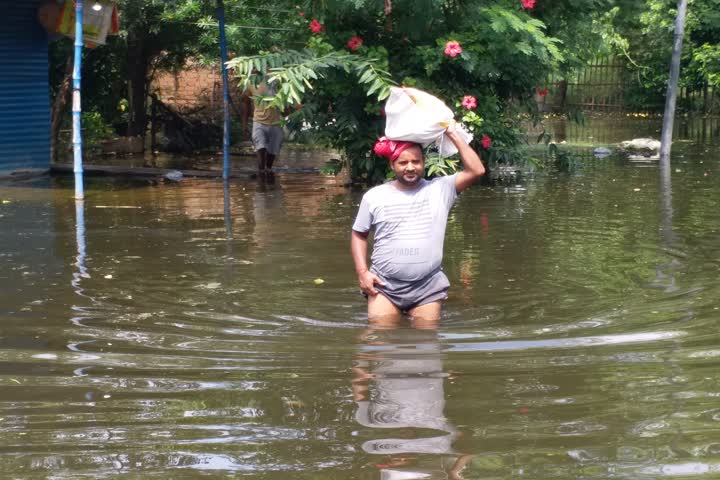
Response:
[540,56,717,113]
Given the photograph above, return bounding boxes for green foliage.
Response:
[319,158,344,176]
[226,46,395,109]
[54,0,702,178]
[50,0,210,136]
[603,0,720,111]
[426,153,459,178]
[189,1,308,56]
[221,0,584,182]
[82,111,116,149]
[226,33,400,183]
[692,43,720,87]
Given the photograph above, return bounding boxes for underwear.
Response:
[367,268,450,311]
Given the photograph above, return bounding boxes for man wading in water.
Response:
[243,75,284,174]
[351,124,485,328]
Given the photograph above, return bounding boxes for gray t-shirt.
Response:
[352,174,458,282]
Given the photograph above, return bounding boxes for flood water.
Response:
[1,118,720,478]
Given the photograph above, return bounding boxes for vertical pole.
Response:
[217,0,231,180]
[72,0,84,200]
[222,179,234,288]
[72,198,89,293]
[660,0,689,161]
[150,95,157,154]
[223,179,233,240]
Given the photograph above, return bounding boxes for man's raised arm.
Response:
[447,128,486,193]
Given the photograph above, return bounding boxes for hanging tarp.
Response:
[55,0,118,47]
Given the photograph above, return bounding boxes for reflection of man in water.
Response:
[251,173,285,251]
[352,327,473,479]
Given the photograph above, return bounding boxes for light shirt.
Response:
[352,174,458,281]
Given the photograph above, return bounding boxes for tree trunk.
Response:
[126,28,149,141]
[50,56,74,163]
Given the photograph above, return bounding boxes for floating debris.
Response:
[164,170,184,182]
[619,138,660,161]
[593,147,612,158]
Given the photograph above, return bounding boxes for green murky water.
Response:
[1,118,719,478]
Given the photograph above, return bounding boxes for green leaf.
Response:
[358,68,374,84]
[516,42,532,56]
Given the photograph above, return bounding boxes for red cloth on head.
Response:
[373,137,416,163]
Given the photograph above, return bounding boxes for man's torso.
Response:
[355,175,457,281]
[248,81,282,126]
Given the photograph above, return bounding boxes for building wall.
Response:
[0,0,50,176]
[151,62,248,123]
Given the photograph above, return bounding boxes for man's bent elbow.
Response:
[468,162,486,179]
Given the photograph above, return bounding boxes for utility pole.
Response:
[72,0,85,199]
[217,0,231,180]
[659,0,689,161]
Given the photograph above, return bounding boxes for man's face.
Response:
[391,146,424,187]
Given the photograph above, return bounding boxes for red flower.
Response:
[309,19,323,33]
[298,11,305,17]
[537,88,549,96]
[347,36,363,51]
[521,0,535,8]
[444,40,462,58]
[481,135,492,149]
[461,95,477,110]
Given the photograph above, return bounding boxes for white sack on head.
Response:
[383,87,473,157]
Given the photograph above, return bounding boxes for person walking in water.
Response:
[244,77,284,173]
[350,124,485,328]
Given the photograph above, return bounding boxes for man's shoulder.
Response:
[428,173,458,192]
[429,173,457,184]
[363,182,392,198]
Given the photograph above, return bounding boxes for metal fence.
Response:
[540,56,717,113]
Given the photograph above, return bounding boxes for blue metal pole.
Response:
[72,0,84,199]
[217,0,231,180]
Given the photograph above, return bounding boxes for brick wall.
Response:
[151,61,248,122]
